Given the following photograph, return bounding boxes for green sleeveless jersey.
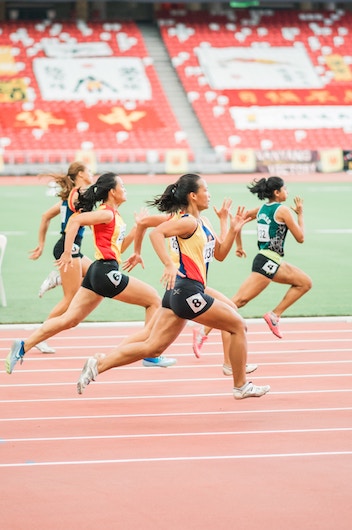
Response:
[257,202,288,257]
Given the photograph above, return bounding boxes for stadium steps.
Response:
[138,22,212,157]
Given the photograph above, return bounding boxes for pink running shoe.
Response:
[263,312,283,339]
[192,326,208,358]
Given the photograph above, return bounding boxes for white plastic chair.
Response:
[0,234,7,307]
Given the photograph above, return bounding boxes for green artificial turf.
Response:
[0,179,351,323]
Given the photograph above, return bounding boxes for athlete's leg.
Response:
[193,299,269,397]
[81,255,93,277]
[232,271,272,308]
[271,262,312,316]
[194,285,239,355]
[23,287,103,353]
[96,308,186,372]
[193,300,248,388]
[46,257,84,319]
[113,276,161,324]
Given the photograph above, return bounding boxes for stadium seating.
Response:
[157,7,352,157]
[0,20,190,165]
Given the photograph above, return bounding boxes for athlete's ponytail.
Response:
[248,176,285,201]
[75,172,118,212]
[147,173,201,213]
[38,161,87,201]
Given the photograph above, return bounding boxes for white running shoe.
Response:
[223,363,258,376]
[233,382,270,400]
[142,357,177,368]
[38,270,61,298]
[35,341,56,354]
[77,357,98,395]
[192,326,208,358]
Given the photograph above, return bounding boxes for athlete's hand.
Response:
[56,251,73,273]
[291,196,303,215]
[161,264,185,290]
[214,198,232,222]
[134,207,149,224]
[28,246,43,260]
[235,247,247,258]
[122,253,144,272]
[230,206,251,234]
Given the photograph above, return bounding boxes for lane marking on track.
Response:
[3,426,352,444]
[0,359,351,374]
[1,406,351,422]
[1,451,352,468]
[0,387,352,405]
[1,371,352,389]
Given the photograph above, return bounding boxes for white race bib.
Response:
[186,293,207,314]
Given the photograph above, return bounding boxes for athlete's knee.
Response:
[228,312,247,335]
[305,275,313,291]
[232,295,248,308]
[299,274,313,293]
[62,314,81,328]
[147,291,162,309]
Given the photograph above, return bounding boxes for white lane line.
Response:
[1,451,352,468]
[1,406,351,422]
[3,426,352,444]
[0,359,351,374]
[1,347,352,360]
[1,372,352,389]
[0,387,352,405]
[1,336,352,351]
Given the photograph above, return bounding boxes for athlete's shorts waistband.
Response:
[258,249,283,265]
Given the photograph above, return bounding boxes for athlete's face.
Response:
[276,185,288,202]
[81,166,94,186]
[195,179,211,211]
[112,177,127,204]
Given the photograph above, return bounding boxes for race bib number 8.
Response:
[186,293,207,313]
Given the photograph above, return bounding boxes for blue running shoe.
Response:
[5,339,25,374]
[142,356,176,368]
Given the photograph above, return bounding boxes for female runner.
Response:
[75,173,270,400]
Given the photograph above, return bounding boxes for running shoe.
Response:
[223,363,258,376]
[35,341,56,354]
[192,326,208,358]
[233,382,270,400]
[142,357,177,368]
[263,311,282,339]
[5,339,25,374]
[77,357,98,395]
[38,270,61,298]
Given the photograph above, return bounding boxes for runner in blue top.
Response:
[194,176,312,348]
[28,161,94,353]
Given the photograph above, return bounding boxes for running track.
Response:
[1,317,352,529]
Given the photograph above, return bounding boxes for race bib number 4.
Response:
[262,259,279,275]
[186,293,207,313]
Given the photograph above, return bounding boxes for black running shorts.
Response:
[53,234,83,259]
[162,278,214,320]
[82,259,129,298]
[252,253,281,279]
